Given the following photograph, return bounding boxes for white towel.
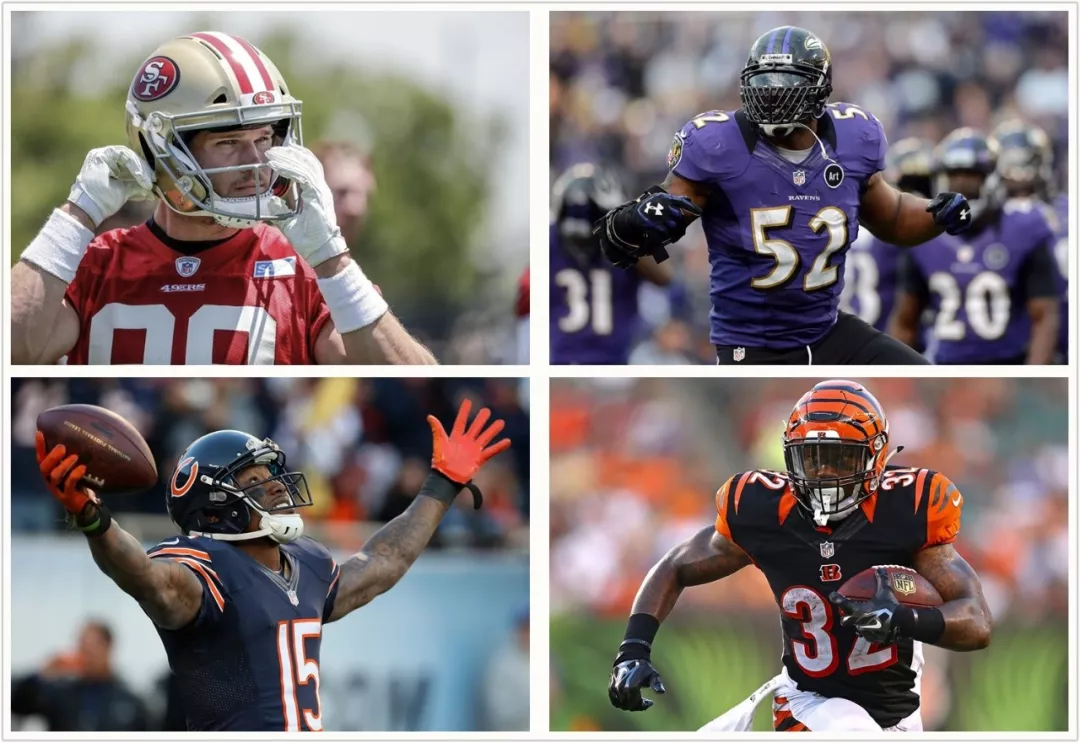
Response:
[697,674,786,732]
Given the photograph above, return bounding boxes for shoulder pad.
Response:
[671,109,749,184]
[823,102,888,174]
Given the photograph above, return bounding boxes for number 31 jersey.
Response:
[670,103,887,349]
[64,222,331,365]
[147,535,341,731]
[715,466,963,729]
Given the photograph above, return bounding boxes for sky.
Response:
[11,10,531,256]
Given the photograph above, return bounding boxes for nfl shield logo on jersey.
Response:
[175,256,201,277]
[820,541,835,559]
[733,347,746,362]
[793,170,806,186]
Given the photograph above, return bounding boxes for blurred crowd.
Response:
[550,378,1068,622]
[550,11,1070,363]
[12,378,530,551]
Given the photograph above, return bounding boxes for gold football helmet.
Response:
[125,32,303,228]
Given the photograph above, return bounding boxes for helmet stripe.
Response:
[191,32,272,95]
[766,27,780,54]
[781,26,794,55]
[230,35,275,93]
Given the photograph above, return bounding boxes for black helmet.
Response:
[740,26,833,134]
[885,138,935,198]
[166,430,312,544]
[551,162,626,267]
[990,119,1055,199]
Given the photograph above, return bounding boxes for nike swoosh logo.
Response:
[952,493,962,506]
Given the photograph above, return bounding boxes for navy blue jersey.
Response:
[148,535,340,731]
[1052,193,1069,360]
[550,223,642,364]
[671,103,887,349]
[900,199,1061,364]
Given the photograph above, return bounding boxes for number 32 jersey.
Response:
[147,535,341,731]
[670,103,887,349]
[715,466,963,728]
[64,222,331,365]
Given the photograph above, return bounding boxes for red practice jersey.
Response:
[64,223,331,365]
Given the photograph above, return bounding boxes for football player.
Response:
[841,138,937,341]
[551,163,671,364]
[990,120,1068,363]
[608,380,992,732]
[889,128,1061,364]
[596,26,975,365]
[12,32,433,365]
[35,398,510,730]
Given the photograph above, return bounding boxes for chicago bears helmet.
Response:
[740,26,833,138]
[125,32,303,228]
[166,430,312,544]
[783,380,900,527]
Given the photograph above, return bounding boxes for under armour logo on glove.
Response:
[644,202,665,216]
[926,192,973,235]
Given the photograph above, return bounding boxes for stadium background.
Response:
[10,10,529,364]
[549,377,1069,731]
[10,377,530,732]
[550,11,1071,364]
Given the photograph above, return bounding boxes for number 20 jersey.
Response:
[714,466,963,728]
[148,535,341,731]
[670,103,887,349]
[64,222,331,365]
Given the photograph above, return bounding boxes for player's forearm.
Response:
[1026,310,1059,365]
[85,523,164,601]
[343,311,438,364]
[934,598,993,651]
[11,261,70,364]
[330,495,449,618]
[882,193,943,247]
[631,554,689,623]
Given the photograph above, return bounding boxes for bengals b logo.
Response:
[819,564,843,582]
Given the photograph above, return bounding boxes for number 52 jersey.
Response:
[63,222,331,365]
[715,466,963,729]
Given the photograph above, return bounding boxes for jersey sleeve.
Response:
[669,111,737,185]
[714,475,737,540]
[918,471,964,549]
[324,558,342,623]
[303,273,332,360]
[147,538,227,629]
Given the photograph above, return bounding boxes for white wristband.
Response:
[22,209,95,284]
[316,260,389,333]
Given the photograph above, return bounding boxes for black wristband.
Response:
[72,501,112,539]
[419,470,484,510]
[616,613,660,662]
[894,605,946,644]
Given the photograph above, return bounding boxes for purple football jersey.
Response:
[1053,192,1069,360]
[671,103,887,348]
[906,199,1059,364]
[840,231,901,331]
[550,223,642,363]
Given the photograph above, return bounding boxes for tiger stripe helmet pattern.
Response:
[782,380,895,526]
[125,31,303,228]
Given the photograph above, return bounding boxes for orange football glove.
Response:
[35,430,96,515]
[427,398,512,486]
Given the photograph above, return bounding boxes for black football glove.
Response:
[595,186,702,269]
[926,192,973,235]
[829,567,902,645]
[609,657,666,711]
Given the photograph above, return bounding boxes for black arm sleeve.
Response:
[897,251,930,302]
[1021,240,1061,300]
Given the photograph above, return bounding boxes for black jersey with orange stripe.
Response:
[714,465,963,729]
[146,534,341,731]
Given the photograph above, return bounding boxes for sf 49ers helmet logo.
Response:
[252,91,276,105]
[132,56,180,102]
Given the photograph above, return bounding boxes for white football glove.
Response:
[264,144,349,267]
[67,146,155,228]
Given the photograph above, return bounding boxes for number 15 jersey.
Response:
[64,222,331,365]
[715,466,963,728]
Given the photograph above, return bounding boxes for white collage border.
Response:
[1,1,1077,741]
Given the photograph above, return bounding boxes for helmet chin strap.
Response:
[762,121,833,165]
[189,499,305,544]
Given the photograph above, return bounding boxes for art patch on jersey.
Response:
[824,163,845,189]
[667,134,684,171]
[175,256,201,277]
[253,257,297,279]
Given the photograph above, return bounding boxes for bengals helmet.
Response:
[125,32,303,228]
[782,380,898,527]
[166,430,313,544]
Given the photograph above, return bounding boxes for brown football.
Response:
[37,404,158,494]
[837,565,943,608]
